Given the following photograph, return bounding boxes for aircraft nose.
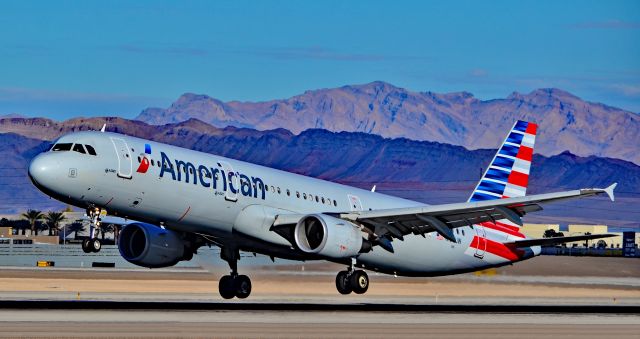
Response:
[28,153,57,187]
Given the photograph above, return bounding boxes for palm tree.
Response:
[100,223,115,241]
[44,211,66,236]
[67,220,86,239]
[21,210,44,236]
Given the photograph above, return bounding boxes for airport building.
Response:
[0,226,58,245]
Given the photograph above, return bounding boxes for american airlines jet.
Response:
[28,120,616,299]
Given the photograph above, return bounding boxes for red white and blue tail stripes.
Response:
[469,120,537,202]
[463,120,538,264]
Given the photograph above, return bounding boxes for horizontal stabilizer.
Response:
[505,234,617,248]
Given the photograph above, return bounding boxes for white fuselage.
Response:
[28,131,538,276]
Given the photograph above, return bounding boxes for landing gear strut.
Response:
[82,207,103,253]
[335,260,369,295]
[218,246,252,299]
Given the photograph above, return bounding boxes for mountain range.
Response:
[0,117,637,228]
[137,81,640,165]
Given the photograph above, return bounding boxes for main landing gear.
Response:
[335,260,370,295]
[82,207,103,253]
[218,247,252,299]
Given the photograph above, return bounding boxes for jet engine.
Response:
[294,214,368,258]
[118,223,188,268]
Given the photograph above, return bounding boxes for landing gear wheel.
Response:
[349,270,369,294]
[234,275,252,299]
[91,238,102,253]
[81,239,91,253]
[218,275,236,299]
[335,271,353,295]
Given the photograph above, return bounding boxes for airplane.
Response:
[27,120,617,299]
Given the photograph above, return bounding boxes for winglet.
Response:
[371,185,376,192]
[100,124,106,132]
[605,182,617,202]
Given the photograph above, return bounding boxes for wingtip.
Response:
[605,182,617,202]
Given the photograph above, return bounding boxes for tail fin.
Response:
[469,120,537,202]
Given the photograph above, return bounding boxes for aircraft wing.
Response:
[504,233,617,248]
[335,183,617,243]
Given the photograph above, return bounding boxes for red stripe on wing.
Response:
[478,222,526,238]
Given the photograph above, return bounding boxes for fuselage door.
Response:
[473,225,487,259]
[220,161,238,202]
[110,137,132,179]
[347,194,363,211]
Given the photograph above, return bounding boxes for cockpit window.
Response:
[73,144,86,154]
[85,145,97,156]
[51,143,73,152]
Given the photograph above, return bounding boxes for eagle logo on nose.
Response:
[136,144,152,173]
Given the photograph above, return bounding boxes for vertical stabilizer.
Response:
[469,120,537,202]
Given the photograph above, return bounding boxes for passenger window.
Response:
[321,197,325,204]
[72,144,86,154]
[333,200,337,206]
[277,187,281,194]
[51,143,73,151]
[85,145,97,156]
[151,159,155,166]
[296,192,300,198]
[137,156,141,163]
[315,196,319,203]
[303,193,307,200]
[286,189,291,196]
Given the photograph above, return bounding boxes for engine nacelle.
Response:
[294,214,364,259]
[118,223,186,268]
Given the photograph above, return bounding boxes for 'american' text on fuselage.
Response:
[159,151,267,200]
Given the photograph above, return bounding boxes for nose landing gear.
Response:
[81,238,102,253]
[218,246,252,299]
[82,207,103,253]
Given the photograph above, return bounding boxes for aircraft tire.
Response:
[335,271,352,295]
[81,239,92,253]
[218,275,236,299]
[91,238,102,252]
[234,275,252,299]
[350,270,369,294]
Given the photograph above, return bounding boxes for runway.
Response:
[0,257,638,338]
[0,301,638,339]
[1,299,640,313]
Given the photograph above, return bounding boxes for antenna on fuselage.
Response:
[100,124,106,132]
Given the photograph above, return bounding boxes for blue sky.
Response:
[1,0,639,119]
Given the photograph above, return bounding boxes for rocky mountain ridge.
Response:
[136,81,640,165]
